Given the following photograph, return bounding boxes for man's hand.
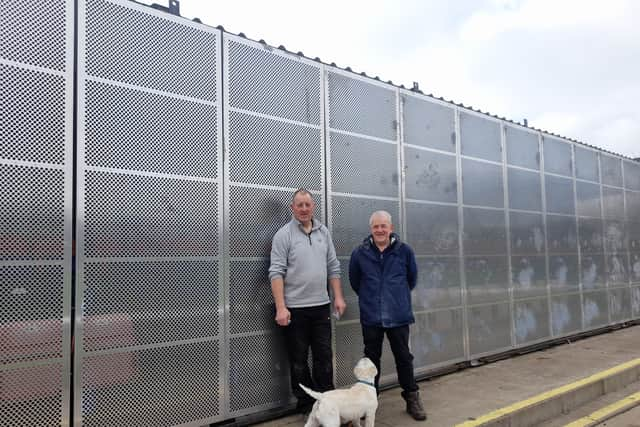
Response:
[275,307,291,326]
[334,296,346,317]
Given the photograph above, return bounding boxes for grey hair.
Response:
[369,210,392,226]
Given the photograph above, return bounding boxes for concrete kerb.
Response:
[455,358,640,427]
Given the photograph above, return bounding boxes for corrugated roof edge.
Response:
[131,0,638,163]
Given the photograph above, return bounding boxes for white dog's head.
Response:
[353,357,377,381]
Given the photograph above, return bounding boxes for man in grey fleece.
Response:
[269,188,346,413]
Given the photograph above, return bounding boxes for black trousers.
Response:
[284,304,334,403]
[362,324,418,393]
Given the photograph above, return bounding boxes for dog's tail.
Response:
[299,384,323,401]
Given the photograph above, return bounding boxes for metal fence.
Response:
[2,0,640,426]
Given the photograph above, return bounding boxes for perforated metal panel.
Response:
[462,158,504,208]
[463,208,507,255]
[228,260,276,334]
[545,175,575,215]
[583,291,609,328]
[602,187,624,219]
[402,95,456,152]
[505,126,539,170]
[413,257,462,309]
[543,137,572,176]
[411,309,464,368]
[546,214,578,254]
[404,148,457,202]
[459,112,501,162]
[464,256,509,304]
[467,303,511,355]
[581,254,606,290]
[514,298,550,344]
[551,294,582,336]
[405,203,459,256]
[574,147,599,182]
[578,218,604,254]
[576,181,601,218]
[1,1,72,426]
[510,212,545,255]
[508,168,542,212]
[549,255,579,293]
[601,155,623,187]
[77,1,223,425]
[625,161,640,191]
[512,256,547,298]
[609,287,631,322]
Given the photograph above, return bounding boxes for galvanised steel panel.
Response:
[229,335,289,413]
[78,2,223,426]
[85,80,219,178]
[583,290,609,328]
[85,0,217,100]
[546,214,578,254]
[413,257,462,309]
[81,343,221,427]
[329,132,398,197]
[581,254,606,290]
[505,126,540,170]
[549,255,579,293]
[578,217,604,254]
[601,155,623,187]
[632,286,640,316]
[543,137,572,177]
[574,146,599,182]
[462,158,504,208]
[228,111,322,189]
[228,260,276,334]
[0,0,67,70]
[334,322,396,388]
[463,207,507,255]
[602,187,624,219]
[606,253,629,285]
[576,181,602,218]
[411,309,464,368]
[405,203,459,256]
[402,95,456,152]
[512,256,547,299]
[467,303,511,356]
[609,287,631,322]
[509,212,545,255]
[626,191,640,219]
[624,161,640,190]
[330,196,400,257]
[545,174,575,215]
[459,112,501,162]
[228,39,321,125]
[627,222,640,254]
[327,71,397,141]
[337,259,360,322]
[514,298,550,345]
[1,65,66,163]
[604,220,627,254]
[464,256,509,304]
[631,253,640,284]
[404,148,457,203]
[508,168,542,212]
[1,1,73,426]
[551,293,582,336]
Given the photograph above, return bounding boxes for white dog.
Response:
[300,357,378,427]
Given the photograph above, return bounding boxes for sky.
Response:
[148,0,640,159]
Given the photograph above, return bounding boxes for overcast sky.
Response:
[151,0,640,159]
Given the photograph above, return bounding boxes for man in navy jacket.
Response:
[349,210,426,421]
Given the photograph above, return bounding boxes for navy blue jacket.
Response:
[349,233,418,327]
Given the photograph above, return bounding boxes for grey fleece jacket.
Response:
[269,218,341,308]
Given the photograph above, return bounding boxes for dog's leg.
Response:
[303,410,320,427]
[363,411,375,427]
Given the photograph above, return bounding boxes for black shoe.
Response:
[402,390,427,421]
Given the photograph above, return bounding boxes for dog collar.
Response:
[357,380,376,388]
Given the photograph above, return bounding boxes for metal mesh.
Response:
[228,186,322,257]
[0,64,66,164]
[551,293,582,336]
[401,95,456,152]
[549,255,579,293]
[229,334,289,412]
[546,214,578,254]
[462,158,504,208]
[81,260,219,350]
[1,164,65,261]
[84,80,218,178]
[404,147,457,203]
[0,0,66,70]
[463,208,507,255]
[228,39,321,124]
[85,0,218,100]
[581,254,606,290]
[505,126,539,170]
[512,255,547,298]
[507,167,542,212]
[601,155,623,187]
[467,303,511,355]
[545,174,575,215]
[413,257,462,309]
[626,191,640,220]
[514,298,550,344]
[330,196,399,256]
[578,217,604,254]
[464,255,509,304]
[1,264,64,363]
[405,203,459,256]
[411,309,464,368]
[329,132,398,197]
[576,181,602,218]
[574,147,599,182]
[328,72,397,141]
[1,363,64,427]
[632,286,640,315]
[459,112,501,162]
[609,287,631,322]
[229,260,277,334]
[625,161,640,190]
[228,110,322,189]
[543,137,572,177]
[602,187,624,219]
[81,341,221,427]
[510,212,545,255]
[583,290,609,328]
[83,171,218,258]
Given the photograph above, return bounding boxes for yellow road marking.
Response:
[563,391,640,427]
[455,358,640,427]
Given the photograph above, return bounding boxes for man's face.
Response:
[291,193,315,224]
[370,215,393,247]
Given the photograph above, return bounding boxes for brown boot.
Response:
[402,391,427,421]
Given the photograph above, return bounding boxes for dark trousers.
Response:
[284,304,334,403]
[362,324,418,393]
